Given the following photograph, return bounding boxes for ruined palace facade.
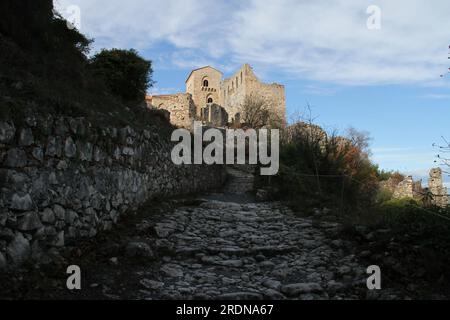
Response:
[146,64,286,128]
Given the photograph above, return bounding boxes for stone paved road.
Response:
[120,167,374,300]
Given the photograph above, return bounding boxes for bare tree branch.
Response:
[240,93,283,129]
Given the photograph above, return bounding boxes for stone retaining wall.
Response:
[0,115,226,269]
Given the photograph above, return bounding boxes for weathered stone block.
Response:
[56,160,68,170]
[25,115,37,127]
[46,136,62,157]
[52,231,64,247]
[0,121,15,143]
[54,118,68,136]
[18,212,43,231]
[5,148,27,167]
[40,208,55,224]
[65,210,79,225]
[0,227,14,241]
[122,147,135,156]
[32,147,44,162]
[78,142,93,161]
[0,251,6,269]
[53,205,65,220]
[48,172,58,185]
[10,193,33,211]
[6,233,30,265]
[93,146,104,162]
[64,137,77,158]
[19,128,34,146]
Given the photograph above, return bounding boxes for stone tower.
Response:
[185,66,222,117]
[428,168,448,207]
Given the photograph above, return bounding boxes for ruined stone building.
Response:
[146,64,286,129]
[381,168,449,207]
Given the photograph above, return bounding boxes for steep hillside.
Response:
[0,0,169,130]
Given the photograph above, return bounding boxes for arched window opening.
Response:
[203,79,209,87]
[207,97,213,103]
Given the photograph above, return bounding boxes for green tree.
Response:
[89,49,154,104]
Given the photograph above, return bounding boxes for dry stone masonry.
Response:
[0,116,226,270]
[392,176,415,199]
[145,93,196,129]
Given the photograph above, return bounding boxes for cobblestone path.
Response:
[119,167,373,300]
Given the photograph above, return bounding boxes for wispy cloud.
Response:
[148,87,181,95]
[420,94,450,100]
[372,147,414,153]
[370,147,438,173]
[301,84,338,96]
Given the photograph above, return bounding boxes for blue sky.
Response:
[54,0,450,185]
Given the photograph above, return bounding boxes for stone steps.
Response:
[222,167,255,194]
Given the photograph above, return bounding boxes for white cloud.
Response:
[420,94,450,99]
[148,87,181,95]
[54,0,450,85]
[371,146,436,161]
[54,0,230,51]
[301,84,338,96]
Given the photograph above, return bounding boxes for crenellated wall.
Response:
[0,115,226,269]
[221,64,286,124]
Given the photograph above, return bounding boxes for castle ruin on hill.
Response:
[381,168,449,207]
[146,64,286,129]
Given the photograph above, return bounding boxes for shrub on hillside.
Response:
[0,1,166,129]
[373,198,450,240]
[375,187,394,204]
[268,122,379,214]
[89,49,153,104]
